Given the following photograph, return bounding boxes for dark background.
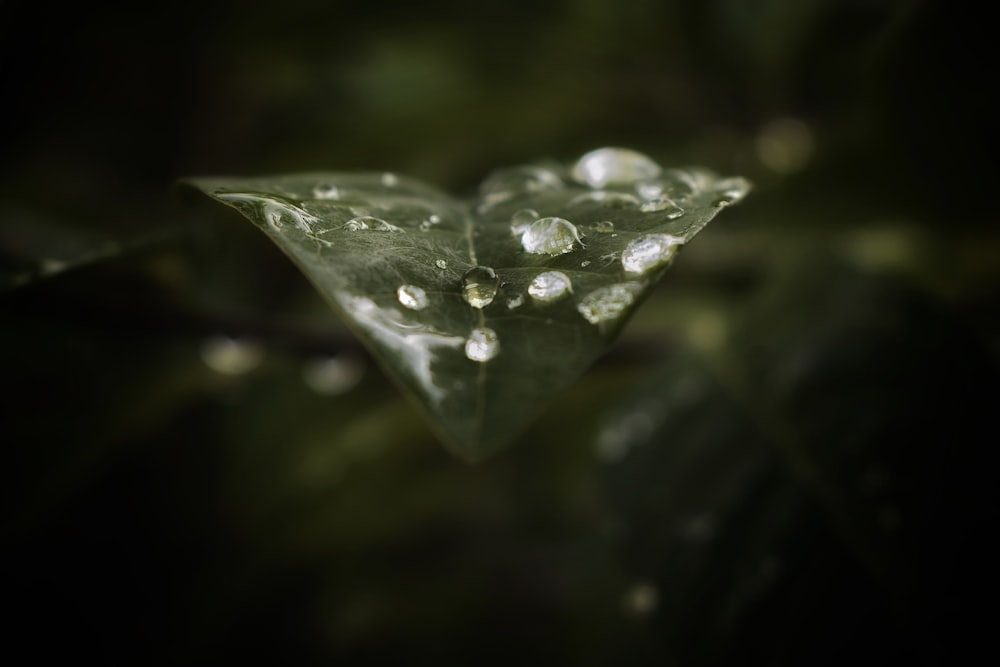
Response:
[2,1,998,664]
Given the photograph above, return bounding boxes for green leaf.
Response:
[184,148,749,460]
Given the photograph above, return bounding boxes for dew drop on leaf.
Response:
[435,259,448,269]
[577,283,641,325]
[343,216,402,232]
[462,266,500,308]
[571,147,662,188]
[465,327,500,362]
[621,234,683,274]
[397,284,429,310]
[312,183,340,200]
[593,220,615,234]
[528,270,572,303]
[518,217,583,256]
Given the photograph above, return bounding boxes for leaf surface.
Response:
[186,148,749,460]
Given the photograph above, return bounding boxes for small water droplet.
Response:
[462,266,500,309]
[428,213,441,224]
[571,147,662,188]
[527,271,572,303]
[435,259,448,269]
[518,217,583,256]
[621,234,683,274]
[581,260,591,267]
[302,352,366,395]
[312,183,340,200]
[397,284,429,310]
[711,177,751,206]
[506,294,524,309]
[509,208,540,235]
[343,216,402,232]
[464,327,500,362]
[381,172,399,187]
[200,336,264,375]
[639,196,685,218]
[577,283,641,325]
[593,220,615,234]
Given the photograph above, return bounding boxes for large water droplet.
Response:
[577,283,641,325]
[621,234,683,274]
[343,216,402,232]
[519,217,583,256]
[528,271,572,303]
[462,266,500,308]
[465,327,500,362]
[571,147,662,188]
[397,284,429,310]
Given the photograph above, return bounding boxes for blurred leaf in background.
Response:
[2,0,997,664]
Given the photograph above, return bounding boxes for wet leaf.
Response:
[184,148,749,460]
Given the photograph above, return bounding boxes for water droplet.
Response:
[518,217,583,256]
[381,172,399,187]
[435,259,448,269]
[711,177,751,206]
[622,581,659,617]
[428,213,441,224]
[577,283,641,325]
[639,197,685,218]
[200,336,263,375]
[571,147,662,188]
[312,183,340,200]
[480,166,563,197]
[581,260,591,267]
[621,234,683,274]
[509,208,540,235]
[506,294,524,309]
[636,181,663,199]
[343,216,402,232]
[593,220,615,234]
[302,352,366,395]
[397,284,429,310]
[527,271,572,303]
[462,266,500,309]
[465,327,500,362]
[567,191,641,208]
[217,192,319,233]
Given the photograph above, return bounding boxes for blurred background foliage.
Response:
[2,0,998,664]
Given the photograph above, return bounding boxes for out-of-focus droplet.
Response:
[755,117,814,174]
[200,336,264,375]
[302,352,366,395]
[571,147,662,188]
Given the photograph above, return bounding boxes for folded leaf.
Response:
[185,148,749,460]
